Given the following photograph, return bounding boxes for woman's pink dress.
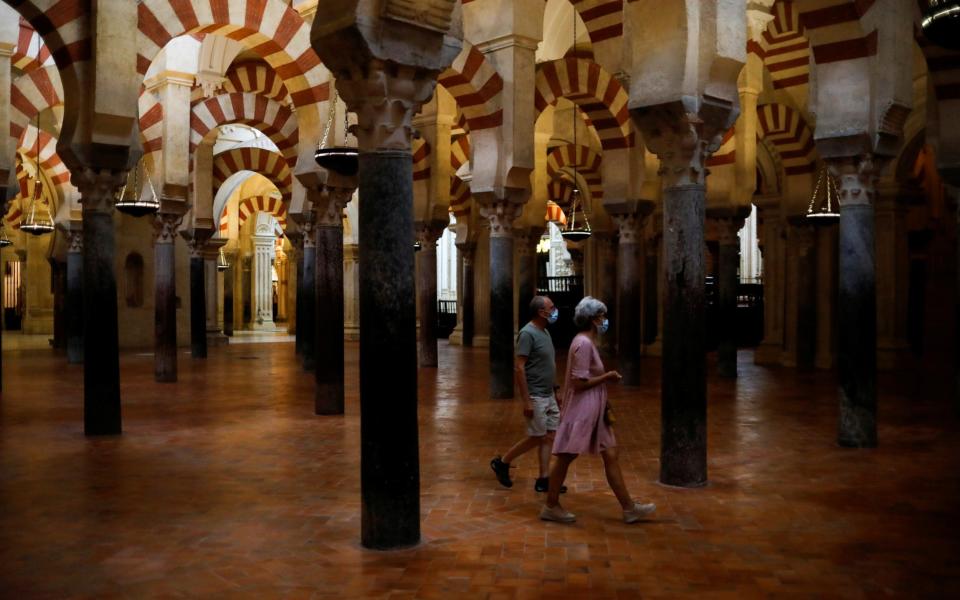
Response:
[552,333,616,455]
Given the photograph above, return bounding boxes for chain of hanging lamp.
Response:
[114,158,160,217]
[805,163,841,222]
[314,84,359,176]
[561,11,591,242]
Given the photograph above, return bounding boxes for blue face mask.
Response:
[547,308,559,324]
[598,318,609,334]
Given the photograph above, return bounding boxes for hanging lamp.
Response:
[806,164,840,223]
[315,86,359,176]
[115,162,160,217]
[216,247,230,272]
[922,1,960,49]
[21,117,54,235]
[0,223,12,247]
[560,14,592,242]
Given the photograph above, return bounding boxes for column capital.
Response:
[786,217,817,251]
[478,197,523,238]
[186,229,214,258]
[827,155,883,208]
[76,168,128,214]
[414,219,447,246]
[631,98,738,189]
[611,212,646,244]
[301,219,317,249]
[315,186,353,228]
[67,230,83,254]
[153,212,184,245]
[707,205,751,246]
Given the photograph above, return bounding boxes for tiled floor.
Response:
[0,341,957,598]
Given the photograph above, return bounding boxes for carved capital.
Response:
[828,156,881,208]
[315,187,353,227]
[67,230,83,254]
[153,213,183,245]
[336,59,440,152]
[611,213,645,245]
[789,222,817,252]
[301,219,317,249]
[456,241,476,266]
[631,99,737,189]
[75,168,128,214]
[478,200,522,238]
[187,229,214,258]
[714,217,746,246]
[415,219,447,248]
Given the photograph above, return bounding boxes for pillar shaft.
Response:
[416,223,444,368]
[515,229,539,334]
[832,157,878,448]
[315,189,350,415]
[51,259,66,351]
[488,220,515,399]
[713,215,746,378]
[875,188,911,370]
[154,214,180,382]
[756,211,785,364]
[595,233,618,355]
[190,249,207,358]
[294,244,304,353]
[223,256,235,337]
[358,149,419,549]
[643,235,660,347]
[458,243,476,347]
[66,233,83,364]
[301,225,317,371]
[204,255,218,334]
[253,236,275,327]
[79,174,124,436]
[614,214,644,385]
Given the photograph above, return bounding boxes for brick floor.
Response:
[0,341,957,598]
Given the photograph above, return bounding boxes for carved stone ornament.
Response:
[301,219,317,248]
[188,230,214,258]
[415,220,447,246]
[383,0,458,33]
[75,168,129,214]
[455,241,476,266]
[153,213,184,245]
[828,155,880,208]
[612,213,644,245]
[336,59,440,152]
[67,230,83,254]
[315,187,353,227]
[715,217,746,246]
[479,200,523,238]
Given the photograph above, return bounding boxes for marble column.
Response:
[483,202,522,399]
[455,242,476,347]
[831,156,879,448]
[51,259,66,351]
[955,197,959,413]
[595,232,618,355]
[343,243,360,341]
[77,170,125,436]
[710,210,748,378]
[293,240,304,353]
[223,251,235,337]
[756,209,785,365]
[783,218,817,370]
[300,221,317,371]
[153,213,182,382]
[415,220,445,368]
[66,230,83,364]
[315,186,351,415]
[612,213,644,386]
[253,235,275,328]
[189,236,209,359]
[643,231,660,348]
[874,186,911,370]
[204,248,222,340]
[515,227,540,329]
[815,224,838,370]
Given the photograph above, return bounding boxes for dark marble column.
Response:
[515,228,540,329]
[457,242,476,347]
[612,213,644,386]
[792,220,818,370]
[709,210,748,378]
[77,173,125,436]
[300,222,317,372]
[643,234,660,347]
[153,213,181,382]
[955,197,959,414]
[484,203,520,399]
[831,157,878,448]
[415,221,445,368]
[594,232,618,355]
[241,255,252,326]
[51,258,66,351]
[223,257,235,337]
[315,187,351,415]
[189,236,209,359]
[66,231,83,364]
[293,240,304,354]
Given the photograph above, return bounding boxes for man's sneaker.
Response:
[539,504,576,523]
[490,456,513,488]
[623,501,656,524]
[534,477,567,494]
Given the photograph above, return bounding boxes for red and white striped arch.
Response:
[139,92,164,156]
[190,63,291,106]
[749,1,811,91]
[9,65,63,142]
[758,103,816,175]
[705,128,737,168]
[546,144,603,201]
[212,147,292,202]
[534,57,633,150]
[461,0,623,45]
[137,0,328,107]
[796,0,874,65]
[220,194,287,237]
[449,176,472,219]
[438,42,503,131]
[190,93,299,167]
[450,134,471,172]
[412,138,431,182]
[11,18,53,74]
[17,126,70,192]
[7,1,90,79]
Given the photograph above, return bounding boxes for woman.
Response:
[539,296,656,524]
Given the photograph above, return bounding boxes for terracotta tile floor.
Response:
[0,341,958,598]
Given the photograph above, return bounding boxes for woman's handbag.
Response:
[603,401,615,426]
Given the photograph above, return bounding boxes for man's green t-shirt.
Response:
[516,322,556,397]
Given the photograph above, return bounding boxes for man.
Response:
[491,296,566,493]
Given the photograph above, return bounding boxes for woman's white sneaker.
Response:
[539,504,576,523]
[623,501,656,524]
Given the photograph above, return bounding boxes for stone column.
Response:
[343,243,360,341]
[710,210,748,378]
[612,213,644,386]
[874,186,911,370]
[203,247,223,341]
[252,235,275,328]
[292,239,304,352]
[782,218,817,369]
[815,224,838,370]
[77,170,126,436]
[633,105,736,488]
[415,220,446,368]
[831,156,879,448]
[455,242,476,347]
[223,250,235,337]
[300,221,317,370]
[51,259,66,351]
[515,227,540,328]
[756,209,785,365]
[188,234,210,358]
[594,231,618,355]
[153,213,182,382]
[66,230,83,364]
[482,201,522,399]
[315,186,352,415]
[643,230,661,348]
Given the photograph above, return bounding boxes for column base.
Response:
[207,332,230,346]
[448,329,464,346]
[472,335,490,348]
[252,321,279,331]
[876,342,911,371]
[754,342,782,365]
[644,339,662,357]
[345,325,360,341]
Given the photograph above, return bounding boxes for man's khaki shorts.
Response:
[527,394,560,437]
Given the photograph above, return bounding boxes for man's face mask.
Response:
[546,307,559,324]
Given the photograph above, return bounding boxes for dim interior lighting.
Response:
[559,14,591,243]
[806,165,840,223]
[922,1,960,49]
[115,163,160,217]
[217,247,230,272]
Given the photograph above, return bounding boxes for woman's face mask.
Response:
[597,317,609,334]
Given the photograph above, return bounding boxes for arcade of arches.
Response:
[0,0,958,596]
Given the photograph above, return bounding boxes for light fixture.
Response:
[115,162,160,217]
[559,15,592,242]
[806,164,840,223]
[314,86,358,176]
[216,247,230,272]
[922,1,960,49]
[536,236,551,255]
[20,106,54,234]
[414,240,422,252]
[0,223,12,247]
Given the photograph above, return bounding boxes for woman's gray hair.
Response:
[573,296,607,329]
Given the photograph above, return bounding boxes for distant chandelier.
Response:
[0,224,11,247]
[115,162,160,217]
[21,33,53,236]
[315,86,359,177]
[806,164,840,223]
[217,247,230,272]
[922,1,960,50]
[560,14,591,243]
